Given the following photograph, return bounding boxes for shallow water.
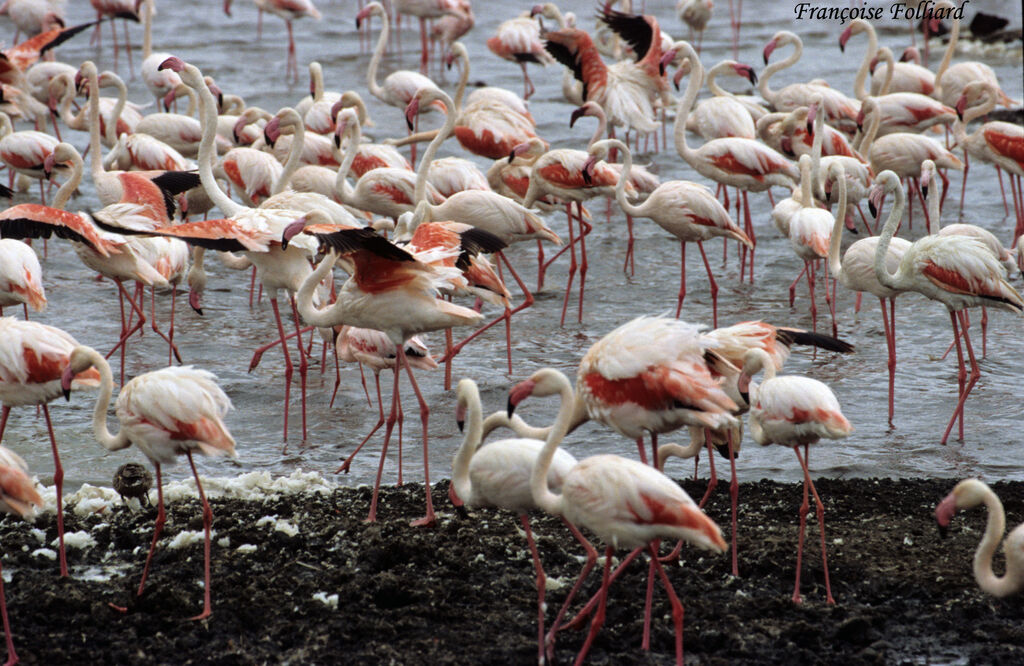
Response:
[2,0,1022,493]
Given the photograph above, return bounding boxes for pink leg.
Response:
[559,546,646,633]
[544,520,598,661]
[519,62,535,100]
[941,310,981,445]
[367,362,401,522]
[137,463,165,596]
[419,18,429,74]
[792,445,810,604]
[726,431,740,576]
[880,298,897,426]
[697,431,718,509]
[623,214,635,275]
[743,191,756,283]
[635,436,648,465]
[675,242,687,318]
[576,202,590,323]
[186,451,213,620]
[959,151,970,215]
[650,542,686,665]
[393,346,435,527]
[697,241,719,327]
[794,444,835,604]
[559,204,578,327]
[520,514,547,665]
[980,307,987,358]
[806,260,818,335]
[289,296,309,441]
[0,406,8,442]
[338,373,386,474]
[575,545,616,666]
[286,21,297,82]
[788,264,808,307]
[0,557,18,666]
[268,298,295,444]
[42,405,68,577]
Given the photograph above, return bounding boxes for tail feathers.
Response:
[776,328,855,353]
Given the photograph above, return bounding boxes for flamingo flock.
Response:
[0,1,1021,664]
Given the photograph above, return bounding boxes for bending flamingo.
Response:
[0,445,42,666]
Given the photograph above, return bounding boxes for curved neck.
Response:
[873,178,907,290]
[876,49,895,96]
[311,63,324,100]
[934,1,960,92]
[706,61,733,99]
[295,251,343,327]
[811,103,825,199]
[673,43,704,164]
[85,68,105,180]
[973,488,1019,596]
[851,23,879,101]
[334,123,359,201]
[105,74,129,146]
[273,112,306,195]
[827,164,848,278]
[799,156,812,205]
[85,348,130,451]
[857,105,880,155]
[656,433,705,471]
[177,85,198,117]
[955,87,996,147]
[586,109,606,148]
[925,168,941,234]
[53,149,84,210]
[529,372,577,516]
[413,93,457,202]
[451,383,482,502]
[609,140,640,216]
[366,10,389,101]
[452,48,469,111]
[759,36,802,104]
[192,67,242,216]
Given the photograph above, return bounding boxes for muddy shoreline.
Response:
[1,477,1021,664]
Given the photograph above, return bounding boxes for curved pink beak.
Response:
[762,38,778,65]
[159,56,186,73]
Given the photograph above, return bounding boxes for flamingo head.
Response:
[223,0,232,17]
[658,48,678,77]
[507,141,530,163]
[73,70,87,95]
[954,93,969,122]
[569,102,597,128]
[207,80,224,111]
[806,101,818,137]
[899,46,920,63]
[280,216,310,251]
[162,88,177,112]
[507,368,570,416]
[43,153,58,180]
[919,159,936,200]
[355,3,378,29]
[779,135,794,158]
[404,97,421,131]
[189,285,203,316]
[60,347,93,401]
[731,63,757,86]
[529,4,545,18]
[838,24,855,52]
[263,117,282,148]
[866,172,899,218]
[333,108,358,149]
[158,56,186,73]
[232,115,250,145]
[855,106,866,132]
[762,37,778,65]
[672,57,692,91]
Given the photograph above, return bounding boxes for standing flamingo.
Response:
[826,162,909,426]
[89,0,141,72]
[584,138,751,326]
[0,238,45,316]
[0,444,42,666]
[510,367,727,666]
[676,0,712,54]
[451,377,578,664]
[0,110,58,203]
[739,347,852,604]
[871,170,1023,445]
[487,11,553,100]
[393,0,467,74]
[935,478,1023,597]
[0,317,100,577]
[139,0,180,105]
[224,0,321,82]
[60,345,235,620]
[931,0,1016,110]
[285,216,484,527]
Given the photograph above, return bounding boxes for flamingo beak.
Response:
[281,218,308,250]
[159,56,185,72]
[762,39,777,65]
[806,102,817,137]
[162,89,175,112]
[405,98,420,132]
[263,117,281,148]
[673,65,687,91]
[935,492,958,538]
[507,378,537,416]
[658,49,678,77]
[189,288,203,316]
[955,96,967,122]
[838,25,852,52]
[60,366,74,401]
[581,155,597,185]
[569,106,586,128]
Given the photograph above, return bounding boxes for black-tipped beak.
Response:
[457,419,464,432]
[62,387,71,401]
[507,150,516,163]
[938,523,948,538]
[920,184,929,200]
[739,390,749,406]
[355,17,362,29]
[714,442,732,459]
[581,168,592,186]
[868,201,878,219]
[570,108,585,128]
[748,69,758,85]
[507,398,516,417]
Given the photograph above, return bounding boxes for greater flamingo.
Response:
[931,0,1016,110]
[739,347,852,603]
[585,138,751,326]
[510,366,727,665]
[139,0,180,105]
[486,11,553,99]
[0,317,100,577]
[787,154,839,337]
[60,345,236,620]
[0,444,42,666]
[223,0,321,82]
[935,478,1023,597]
[451,377,578,664]
[676,0,712,53]
[871,170,1023,445]
[0,238,45,315]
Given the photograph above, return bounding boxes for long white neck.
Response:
[811,103,825,199]
[143,0,154,58]
[311,62,324,101]
[413,91,457,202]
[608,139,641,217]
[827,163,849,279]
[926,168,941,235]
[656,433,705,472]
[953,86,996,152]
[585,109,606,148]
[672,42,704,165]
[972,486,1021,597]
[851,23,879,101]
[295,251,345,328]
[933,0,960,96]
[706,61,734,99]
[451,382,482,503]
[366,9,388,101]
[191,65,242,217]
[529,371,578,516]
[873,177,907,291]
[333,123,359,202]
[85,68,106,182]
[52,149,84,210]
[102,74,130,147]
[83,348,131,452]
[759,35,802,105]
[272,111,305,195]
[857,104,880,155]
[876,49,895,96]
[798,155,813,205]
[452,46,470,111]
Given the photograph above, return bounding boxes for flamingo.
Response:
[139,0,180,105]
[871,46,935,96]
[333,326,437,476]
[285,215,484,528]
[0,444,42,666]
[0,238,45,316]
[686,60,759,141]
[871,170,1023,445]
[0,109,58,202]
[952,81,1024,226]
[0,317,101,577]
[805,96,873,230]
[935,478,1023,597]
[676,0,712,54]
[223,0,321,82]
[429,0,473,58]
[1,0,64,41]
[672,40,798,284]
[327,100,411,177]
[486,11,553,100]
[294,62,340,134]
[826,162,909,426]
[738,347,852,604]
[392,0,467,74]
[60,345,235,620]
[931,0,1016,110]
[855,48,957,137]
[451,377,579,664]
[761,31,860,133]
[585,138,751,326]
[509,366,727,666]
[89,0,141,72]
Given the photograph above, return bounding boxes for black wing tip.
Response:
[778,328,856,353]
[459,226,508,255]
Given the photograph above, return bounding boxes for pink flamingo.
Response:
[739,347,852,604]
[223,0,321,82]
[672,40,798,284]
[871,170,1023,445]
[856,48,956,137]
[935,478,1023,597]
[286,217,484,528]
[61,345,235,620]
[676,0,712,53]
[0,317,101,577]
[873,46,935,96]
[486,11,553,99]
[0,238,45,316]
[89,0,141,73]
[1,0,65,41]
[932,1,1016,110]
[0,110,58,203]
[0,444,42,666]
[510,366,727,666]
[786,154,838,337]
[585,138,751,327]
[451,377,579,664]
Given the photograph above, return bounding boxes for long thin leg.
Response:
[942,310,981,444]
[697,431,718,509]
[544,520,598,661]
[559,546,645,633]
[289,295,309,442]
[727,430,740,577]
[0,556,18,666]
[697,241,719,327]
[520,514,546,665]
[880,298,896,426]
[940,310,966,446]
[794,444,835,604]
[339,373,386,475]
[137,463,165,596]
[367,362,402,522]
[395,345,436,527]
[576,201,590,323]
[286,21,297,82]
[651,542,686,666]
[559,203,578,327]
[575,545,616,666]
[269,298,294,444]
[42,405,67,577]
[675,242,687,318]
[792,445,810,604]
[186,451,213,620]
